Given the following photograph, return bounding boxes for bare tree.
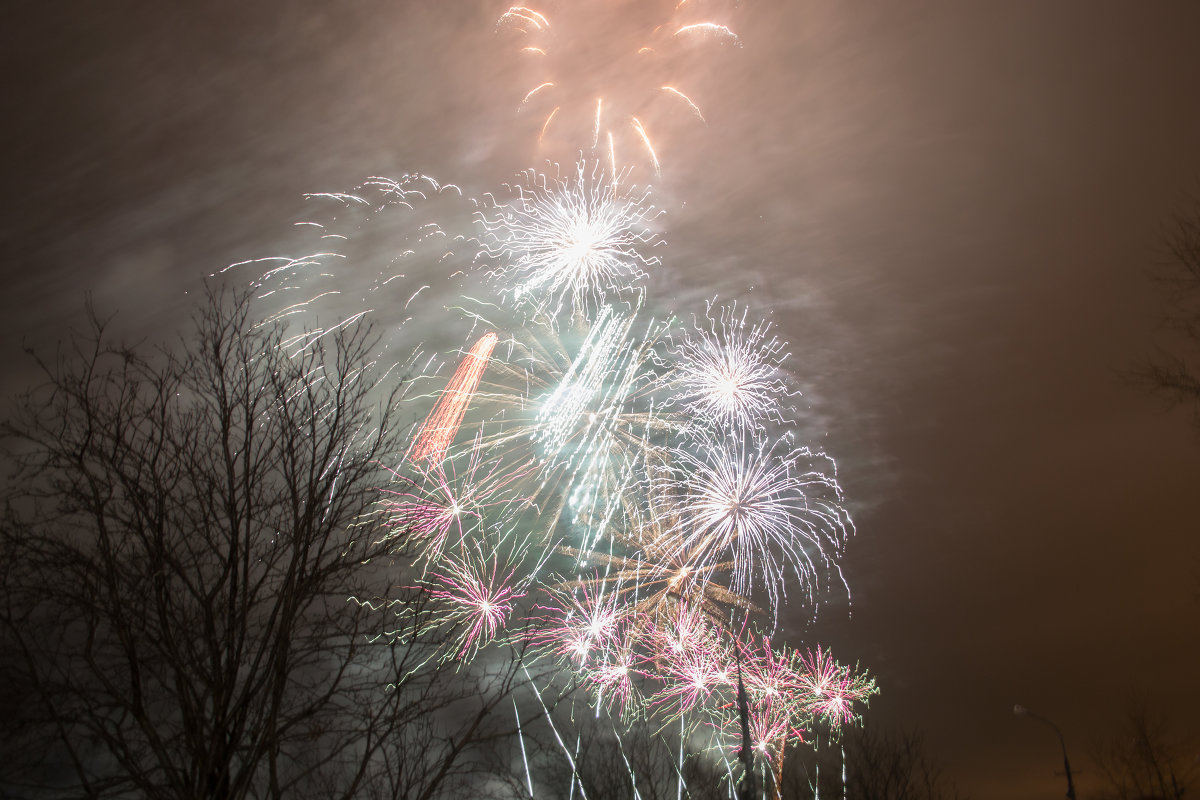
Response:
[0,289,523,800]
[777,726,965,800]
[1089,704,1196,800]
[1133,205,1200,424]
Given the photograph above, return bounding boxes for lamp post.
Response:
[1014,704,1077,800]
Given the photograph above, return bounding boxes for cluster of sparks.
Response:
[409,332,499,464]
[231,2,877,795]
[241,159,874,789]
[361,161,872,784]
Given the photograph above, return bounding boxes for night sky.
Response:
[3,3,1200,798]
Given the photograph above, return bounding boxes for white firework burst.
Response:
[664,299,793,435]
[476,160,663,325]
[672,430,851,614]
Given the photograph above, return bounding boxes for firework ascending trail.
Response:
[409,332,499,465]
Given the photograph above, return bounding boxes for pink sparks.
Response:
[427,549,525,660]
[583,620,644,716]
[530,580,624,667]
[380,433,532,560]
[795,646,874,728]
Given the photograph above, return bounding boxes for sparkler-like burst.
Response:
[378,432,531,562]
[425,543,529,661]
[530,580,627,667]
[476,161,663,324]
[663,299,795,435]
[674,430,852,613]
[794,646,877,730]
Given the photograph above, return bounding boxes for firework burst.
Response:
[662,299,795,436]
[497,1,740,174]
[672,430,852,614]
[476,161,663,324]
[221,173,469,363]
[794,646,877,730]
[425,541,530,660]
[378,432,531,562]
[530,579,628,668]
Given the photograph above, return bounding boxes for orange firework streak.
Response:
[409,332,499,464]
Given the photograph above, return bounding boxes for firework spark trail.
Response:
[537,305,629,455]
[497,3,738,173]
[409,332,499,464]
[532,303,658,485]
[629,117,661,177]
[476,162,663,323]
[220,172,469,387]
[498,6,549,33]
[673,22,741,46]
[660,86,706,123]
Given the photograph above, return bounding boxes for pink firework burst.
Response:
[529,579,626,667]
[739,636,799,706]
[378,433,531,561]
[581,616,646,716]
[426,545,527,660]
[747,696,804,762]
[795,646,876,729]
[714,689,803,766]
[652,639,727,714]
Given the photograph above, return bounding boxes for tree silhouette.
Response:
[0,289,523,800]
[1133,205,1200,424]
[1089,704,1195,800]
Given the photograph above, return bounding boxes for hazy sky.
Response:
[3,3,1200,798]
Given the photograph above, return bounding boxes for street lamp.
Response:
[1014,704,1077,800]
